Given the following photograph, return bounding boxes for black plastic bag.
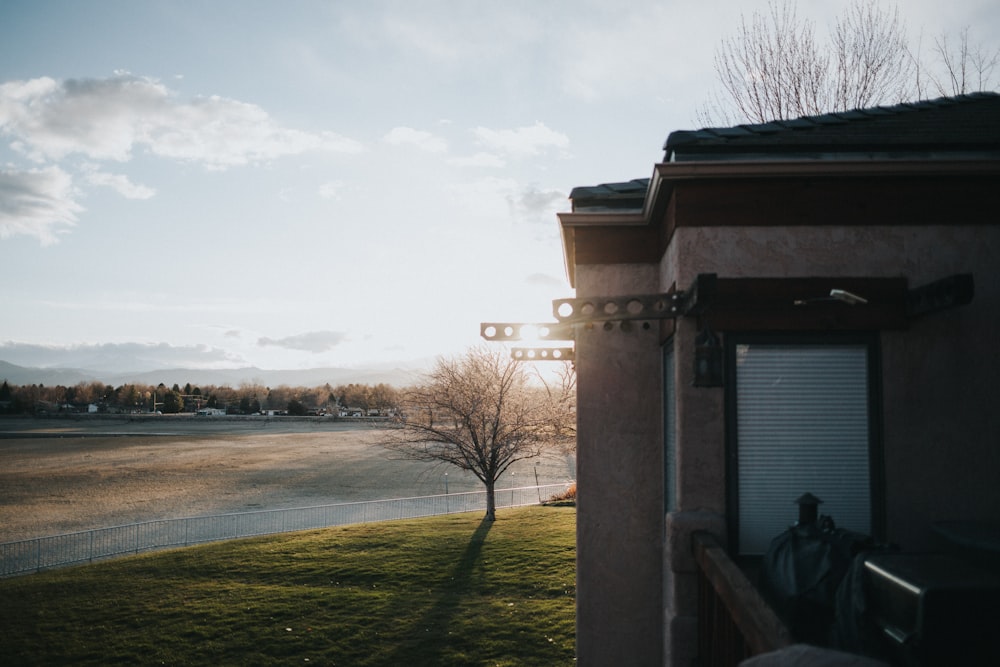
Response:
[761,515,872,644]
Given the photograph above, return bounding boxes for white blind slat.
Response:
[736,344,871,555]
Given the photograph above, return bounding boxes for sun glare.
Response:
[519,324,540,341]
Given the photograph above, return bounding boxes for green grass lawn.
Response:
[0,505,576,666]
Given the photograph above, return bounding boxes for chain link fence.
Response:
[1,483,573,578]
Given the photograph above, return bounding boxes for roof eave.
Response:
[557,210,648,287]
[559,158,1000,287]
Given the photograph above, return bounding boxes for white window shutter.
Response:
[735,344,871,555]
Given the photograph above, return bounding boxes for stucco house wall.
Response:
[558,94,1000,666]
[879,226,1000,550]
[660,222,1000,546]
[657,220,1000,663]
[574,263,664,667]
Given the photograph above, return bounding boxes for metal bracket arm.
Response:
[480,322,575,342]
[906,274,974,318]
[511,347,575,361]
[479,274,717,361]
[550,273,716,324]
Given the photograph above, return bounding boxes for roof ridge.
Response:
[665,91,1000,152]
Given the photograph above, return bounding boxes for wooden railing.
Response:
[692,531,793,667]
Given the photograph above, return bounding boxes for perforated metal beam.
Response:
[511,347,575,361]
[549,274,716,323]
[552,292,680,324]
[480,274,717,361]
[480,322,575,342]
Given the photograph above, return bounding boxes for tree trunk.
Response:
[485,478,497,521]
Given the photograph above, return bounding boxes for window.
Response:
[664,339,677,514]
[727,336,882,555]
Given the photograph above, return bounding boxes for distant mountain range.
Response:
[0,360,428,389]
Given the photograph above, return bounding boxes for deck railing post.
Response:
[691,531,792,665]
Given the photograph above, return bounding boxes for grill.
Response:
[864,553,1000,666]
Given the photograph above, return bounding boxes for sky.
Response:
[2,0,998,374]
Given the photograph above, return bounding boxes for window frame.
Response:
[723,332,886,555]
[663,336,677,515]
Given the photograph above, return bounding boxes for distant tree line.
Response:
[0,378,401,417]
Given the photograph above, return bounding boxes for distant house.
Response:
[555,93,1000,666]
[196,408,226,416]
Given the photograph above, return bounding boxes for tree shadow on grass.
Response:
[382,517,494,665]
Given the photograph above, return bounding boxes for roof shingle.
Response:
[663,92,1000,161]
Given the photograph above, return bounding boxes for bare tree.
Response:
[532,361,577,452]
[831,0,912,109]
[700,0,915,125]
[382,346,574,521]
[704,0,829,125]
[927,26,1000,96]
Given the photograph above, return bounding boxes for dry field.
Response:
[0,415,576,543]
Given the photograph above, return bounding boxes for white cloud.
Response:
[448,152,506,168]
[82,167,156,199]
[318,180,346,200]
[0,166,82,244]
[257,330,350,353]
[0,73,365,170]
[1,75,169,162]
[0,73,367,242]
[382,126,448,152]
[472,122,570,157]
[444,175,519,214]
[514,185,567,225]
[148,96,365,169]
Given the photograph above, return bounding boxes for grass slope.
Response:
[1,506,576,666]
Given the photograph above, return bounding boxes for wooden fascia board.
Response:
[558,211,648,288]
[557,211,647,227]
[649,159,1000,223]
[652,158,1000,183]
[558,223,576,287]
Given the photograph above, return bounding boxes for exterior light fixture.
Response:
[794,288,868,306]
[830,289,868,305]
[693,325,723,387]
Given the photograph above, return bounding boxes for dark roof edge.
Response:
[568,178,651,212]
[663,91,1000,158]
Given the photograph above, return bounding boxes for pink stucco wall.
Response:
[660,222,1000,550]
[655,221,1000,664]
[570,215,999,666]
[574,263,665,666]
